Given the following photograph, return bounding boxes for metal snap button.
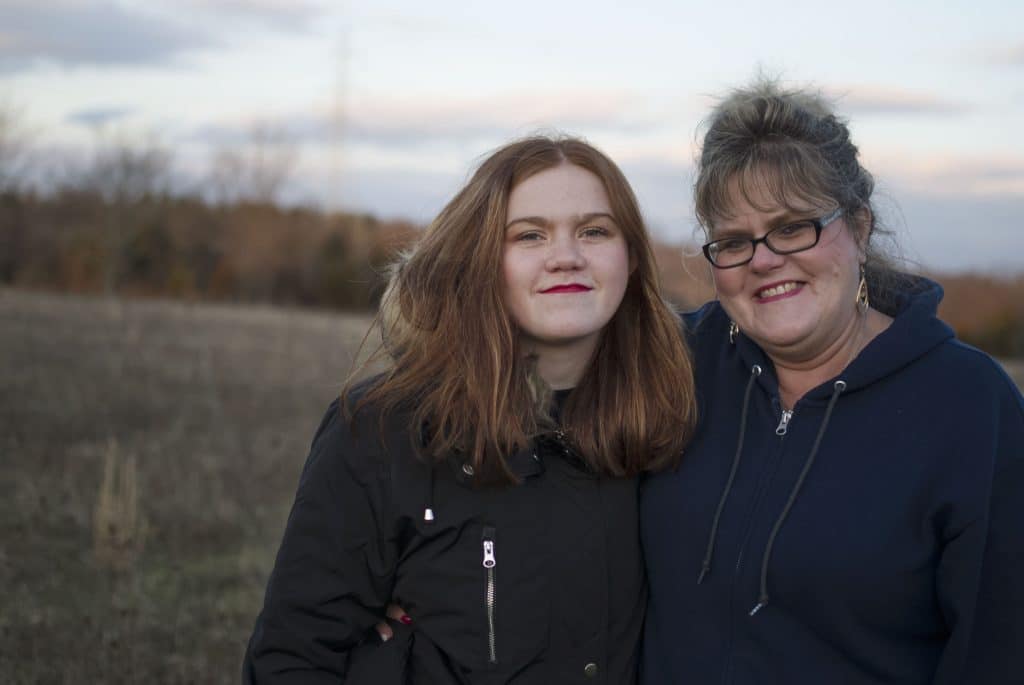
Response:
[584,662,598,678]
[461,463,475,476]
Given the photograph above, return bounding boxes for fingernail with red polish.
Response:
[400,615,413,625]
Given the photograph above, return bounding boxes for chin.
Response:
[747,322,814,349]
[525,326,604,347]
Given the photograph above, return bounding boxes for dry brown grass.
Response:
[0,288,372,683]
[93,438,144,571]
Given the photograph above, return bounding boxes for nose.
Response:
[747,239,784,272]
[545,235,586,271]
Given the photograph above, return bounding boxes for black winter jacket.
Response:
[244,393,646,684]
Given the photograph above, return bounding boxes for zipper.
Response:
[775,409,793,436]
[723,405,791,684]
[482,526,497,665]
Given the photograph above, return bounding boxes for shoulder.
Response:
[680,300,728,347]
[903,339,1024,478]
[304,375,419,485]
[680,300,723,332]
[929,339,1024,411]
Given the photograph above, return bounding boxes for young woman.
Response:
[244,136,697,683]
[641,79,1024,684]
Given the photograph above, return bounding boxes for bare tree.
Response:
[73,132,175,293]
[208,123,298,206]
[84,134,174,205]
[0,99,28,193]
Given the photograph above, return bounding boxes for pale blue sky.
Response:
[2,0,1022,271]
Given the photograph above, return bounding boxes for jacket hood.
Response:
[684,274,958,617]
[706,275,955,405]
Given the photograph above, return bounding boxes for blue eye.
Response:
[581,226,609,238]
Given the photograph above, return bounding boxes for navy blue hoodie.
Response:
[640,278,1024,685]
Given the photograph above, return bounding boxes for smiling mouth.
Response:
[756,281,801,300]
[541,284,592,294]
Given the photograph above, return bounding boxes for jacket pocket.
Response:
[481,524,498,667]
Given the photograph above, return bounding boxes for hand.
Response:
[375,603,411,642]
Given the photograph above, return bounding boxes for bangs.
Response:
[697,141,837,231]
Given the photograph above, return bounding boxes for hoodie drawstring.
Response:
[698,364,762,585]
[749,379,847,616]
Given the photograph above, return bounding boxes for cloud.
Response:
[0,1,214,73]
[0,0,327,74]
[66,107,136,128]
[178,0,327,32]
[985,41,1024,66]
[871,152,1024,196]
[854,152,1024,269]
[888,189,1024,272]
[189,90,670,152]
[828,85,969,116]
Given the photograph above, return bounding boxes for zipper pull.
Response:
[775,409,793,436]
[482,527,496,568]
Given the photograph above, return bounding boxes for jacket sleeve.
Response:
[932,373,1024,685]
[243,399,399,683]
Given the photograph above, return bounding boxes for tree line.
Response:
[0,111,418,310]
[0,103,1020,356]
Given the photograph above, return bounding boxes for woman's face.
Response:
[710,179,864,363]
[501,163,631,359]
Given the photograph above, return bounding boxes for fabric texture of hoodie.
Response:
[640,277,1024,685]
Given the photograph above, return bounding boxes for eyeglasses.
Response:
[702,208,844,269]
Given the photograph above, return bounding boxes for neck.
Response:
[770,307,890,409]
[528,338,598,390]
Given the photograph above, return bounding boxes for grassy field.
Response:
[2,289,1022,683]
[1,289,373,683]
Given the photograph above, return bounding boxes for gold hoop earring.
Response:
[856,267,870,313]
[729,321,738,344]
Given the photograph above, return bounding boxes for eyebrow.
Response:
[505,212,617,230]
[713,209,817,235]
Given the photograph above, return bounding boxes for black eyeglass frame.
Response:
[701,207,845,269]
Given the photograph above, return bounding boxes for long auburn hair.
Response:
[349,135,696,482]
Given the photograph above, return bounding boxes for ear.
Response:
[851,207,872,259]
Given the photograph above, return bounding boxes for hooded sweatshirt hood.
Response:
[724,276,954,404]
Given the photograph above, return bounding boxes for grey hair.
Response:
[694,76,909,309]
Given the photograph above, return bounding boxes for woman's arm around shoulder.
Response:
[243,396,399,684]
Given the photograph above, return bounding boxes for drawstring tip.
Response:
[423,508,435,522]
[697,566,709,585]
[749,600,767,617]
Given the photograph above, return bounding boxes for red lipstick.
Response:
[541,284,592,294]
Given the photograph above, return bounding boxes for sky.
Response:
[1,0,1022,272]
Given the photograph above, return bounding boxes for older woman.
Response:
[641,80,1024,684]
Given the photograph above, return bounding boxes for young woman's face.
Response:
[501,163,631,359]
